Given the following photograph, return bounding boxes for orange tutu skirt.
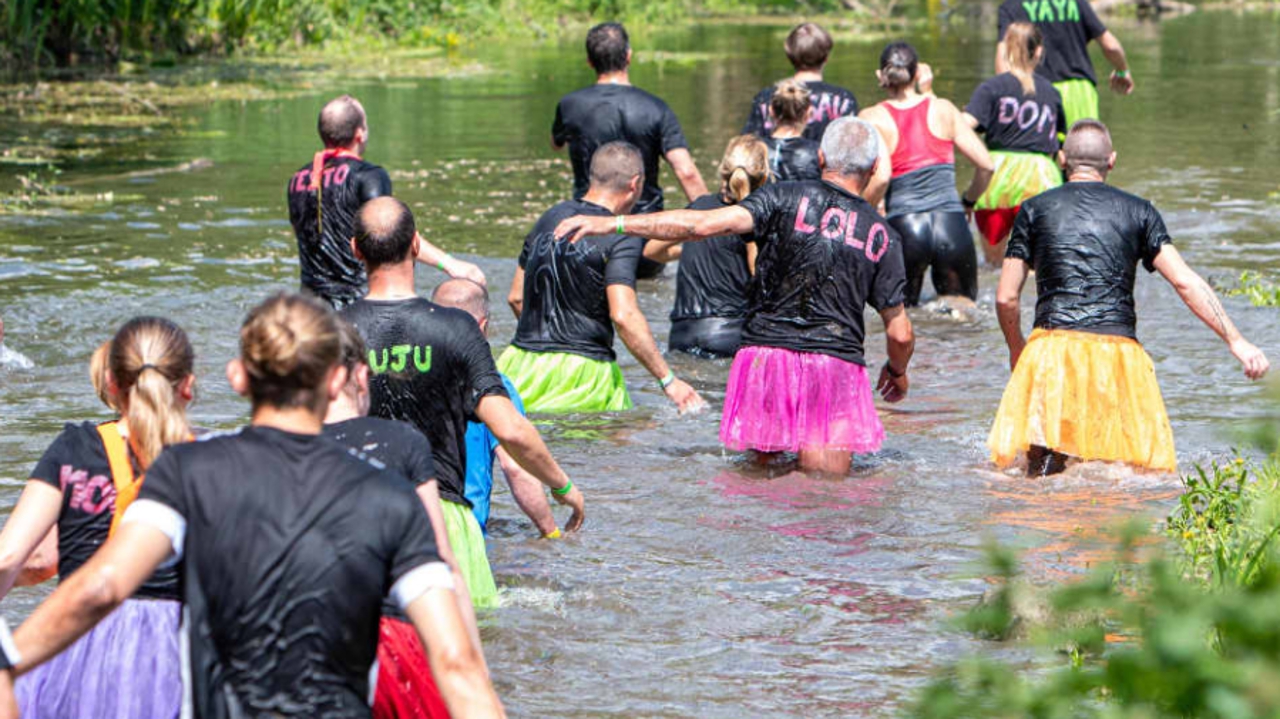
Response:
[988,329,1176,471]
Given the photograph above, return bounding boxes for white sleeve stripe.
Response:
[0,617,21,668]
[390,562,455,610]
[121,499,187,567]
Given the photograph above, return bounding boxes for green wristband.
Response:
[552,479,574,496]
[1114,69,1129,78]
[435,254,450,271]
[658,370,676,389]
[616,215,626,235]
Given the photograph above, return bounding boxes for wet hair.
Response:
[770,79,811,128]
[821,117,881,177]
[1004,22,1043,96]
[878,42,919,90]
[317,95,366,149]
[586,23,630,74]
[108,317,195,470]
[90,340,119,413]
[354,197,417,270]
[431,279,490,326]
[239,293,341,411]
[784,23,833,71]
[588,141,645,194]
[717,135,770,204]
[1063,119,1114,176]
[335,317,367,372]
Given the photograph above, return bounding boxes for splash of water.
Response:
[0,344,33,370]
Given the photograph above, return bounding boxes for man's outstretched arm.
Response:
[665,148,710,203]
[1153,245,1269,379]
[555,206,753,244]
[415,234,487,287]
[494,448,558,537]
[475,396,585,532]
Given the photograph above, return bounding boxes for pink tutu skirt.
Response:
[720,345,885,454]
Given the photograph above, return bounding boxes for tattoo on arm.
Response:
[1199,281,1233,339]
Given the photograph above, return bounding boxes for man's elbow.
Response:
[432,637,487,682]
[76,565,130,618]
[887,322,915,348]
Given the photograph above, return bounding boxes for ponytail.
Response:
[108,317,194,470]
[717,135,770,204]
[727,167,752,203]
[89,340,118,413]
[1004,22,1042,97]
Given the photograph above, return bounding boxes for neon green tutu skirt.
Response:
[976,151,1062,211]
[1053,78,1099,134]
[497,346,632,413]
[441,499,498,609]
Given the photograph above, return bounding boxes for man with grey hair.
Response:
[431,279,562,540]
[991,119,1269,476]
[501,141,705,414]
[555,117,915,475]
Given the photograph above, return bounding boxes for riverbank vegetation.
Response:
[911,450,1280,718]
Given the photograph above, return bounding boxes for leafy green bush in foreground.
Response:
[910,457,1280,719]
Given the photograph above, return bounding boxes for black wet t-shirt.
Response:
[323,417,435,486]
[742,81,860,142]
[764,136,823,182]
[999,0,1108,85]
[1006,182,1172,338]
[737,180,907,364]
[552,84,688,215]
[323,416,437,621]
[287,157,392,307]
[513,199,644,361]
[671,194,752,322]
[137,426,443,718]
[29,422,181,601]
[966,73,1066,155]
[341,298,508,506]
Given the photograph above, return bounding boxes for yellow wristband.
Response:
[544,528,562,540]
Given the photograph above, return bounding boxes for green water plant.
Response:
[1224,271,1280,308]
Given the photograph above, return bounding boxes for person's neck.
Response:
[252,405,324,435]
[821,171,869,198]
[581,189,631,215]
[793,69,823,83]
[772,124,805,139]
[322,393,362,425]
[887,87,920,103]
[596,71,630,86]
[1067,169,1107,183]
[365,263,418,300]
[327,143,362,159]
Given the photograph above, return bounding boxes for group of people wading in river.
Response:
[0,5,1271,718]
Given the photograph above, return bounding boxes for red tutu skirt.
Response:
[719,345,885,454]
[373,617,451,719]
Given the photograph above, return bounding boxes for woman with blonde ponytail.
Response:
[765,79,822,181]
[646,135,769,358]
[963,21,1067,264]
[0,317,194,718]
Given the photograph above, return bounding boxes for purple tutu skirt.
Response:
[720,345,885,454]
[16,597,182,719]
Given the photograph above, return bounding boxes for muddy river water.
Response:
[1,10,1279,717]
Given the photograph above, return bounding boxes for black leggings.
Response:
[888,210,978,307]
[669,317,743,359]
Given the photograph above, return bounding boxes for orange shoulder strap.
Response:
[96,421,139,537]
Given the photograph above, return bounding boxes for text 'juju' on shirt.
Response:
[999,0,1108,85]
[30,421,181,601]
[966,73,1066,156]
[341,298,508,506]
[1006,181,1172,338]
[742,81,860,142]
[552,84,689,215]
[126,425,449,719]
[671,194,752,323]
[513,199,643,362]
[286,156,392,306]
[738,180,908,365]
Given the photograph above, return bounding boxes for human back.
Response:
[514,199,643,361]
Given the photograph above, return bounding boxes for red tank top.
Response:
[885,98,955,177]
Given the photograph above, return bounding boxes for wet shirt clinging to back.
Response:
[287,155,391,307]
[1007,181,1172,338]
[512,199,644,361]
